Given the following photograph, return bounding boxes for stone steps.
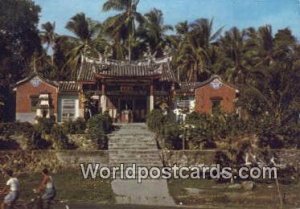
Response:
[108,123,175,206]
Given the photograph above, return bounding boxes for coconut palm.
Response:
[40,22,57,65]
[64,13,106,78]
[102,0,144,61]
[175,21,189,37]
[217,27,248,83]
[139,8,173,58]
[174,18,223,82]
[254,25,275,67]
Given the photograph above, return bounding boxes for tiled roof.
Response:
[177,75,238,94]
[14,73,80,93]
[177,82,201,94]
[77,57,176,82]
[14,73,59,88]
[195,75,238,91]
[59,81,80,92]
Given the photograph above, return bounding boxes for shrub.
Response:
[146,109,165,133]
[147,109,182,149]
[0,139,20,150]
[0,122,35,138]
[184,112,257,149]
[62,118,86,134]
[34,117,55,135]
[257,115,300,149]
[51,125,76,150]
[26,131,52,150]
[87,113,113,149]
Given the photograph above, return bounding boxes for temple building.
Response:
[14,56,239,123]
[77,56,176,122]
[175,75,239,115]
[14,56,176,123]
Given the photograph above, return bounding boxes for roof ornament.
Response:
[103,46,112,64]
[144,43,157,65]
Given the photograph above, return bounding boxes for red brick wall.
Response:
[15,79,58,113]
[195,83,237,114]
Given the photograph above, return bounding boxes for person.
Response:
[0,169,20,209]
[36,168,56,209]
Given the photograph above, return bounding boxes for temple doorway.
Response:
[107,96,147,123]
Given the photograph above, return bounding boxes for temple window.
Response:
[30,95,39,112]
[211,97,222,114]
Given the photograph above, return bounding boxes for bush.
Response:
[146,109,166,133]
[0,139,20,150]
[62,118,86,134]
[27,131,52,150]
[257,115,300,149]
[35,117,55,135]
[0,122,35,138]
[87,113,113,149]
[184,112,256,149]
[147,109,182,149]
[51,125,76,150]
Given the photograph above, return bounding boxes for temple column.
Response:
[100,83,107,113]
[148,83,154,112]
[171,82,176,108]
[79,84,85,118]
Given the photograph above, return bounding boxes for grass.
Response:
[168,178,300,209]
[0,169,115,204]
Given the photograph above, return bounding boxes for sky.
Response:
[33,0,300,39]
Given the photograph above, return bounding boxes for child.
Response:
[36,168,56,209]
[0,169,20,209]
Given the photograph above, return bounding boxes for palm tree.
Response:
[255,25,275,66]
[173,18,223,82]
[64,13,105,77]
[102,0,144,61]
[139,8,173,58]
[175,21,189,37]
[218,27,248,83]
[40,22,56,65]
[189,18,223,51]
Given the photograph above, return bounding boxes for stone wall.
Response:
[0,150,108,173]
[160,150,218,167]
[1,149,299,174]
[67,134,97,150]
[160,149,300,169]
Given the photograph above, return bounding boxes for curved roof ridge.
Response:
[14,72,59,88]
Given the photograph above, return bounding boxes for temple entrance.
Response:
[107,96,147,123]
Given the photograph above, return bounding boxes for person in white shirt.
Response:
[0,169,20,209]
[36,168,56,209]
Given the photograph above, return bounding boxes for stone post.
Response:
[100,83,107,113]
[149,83,154,112]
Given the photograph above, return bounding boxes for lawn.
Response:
[168,178,300,209]
[0,169,114,204]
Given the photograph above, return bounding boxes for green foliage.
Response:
[62,118,86,134]
[0,139,20,150]
[87,113,113,149]
[34,117,55,135]
[51,125,76,150]
[186,111,300,149]
[184,112,255,149]
[146,109,166,133]
[0,122,35,138]
[257,115,300,149]
[147,109,182,149]
[26,131,51,150]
